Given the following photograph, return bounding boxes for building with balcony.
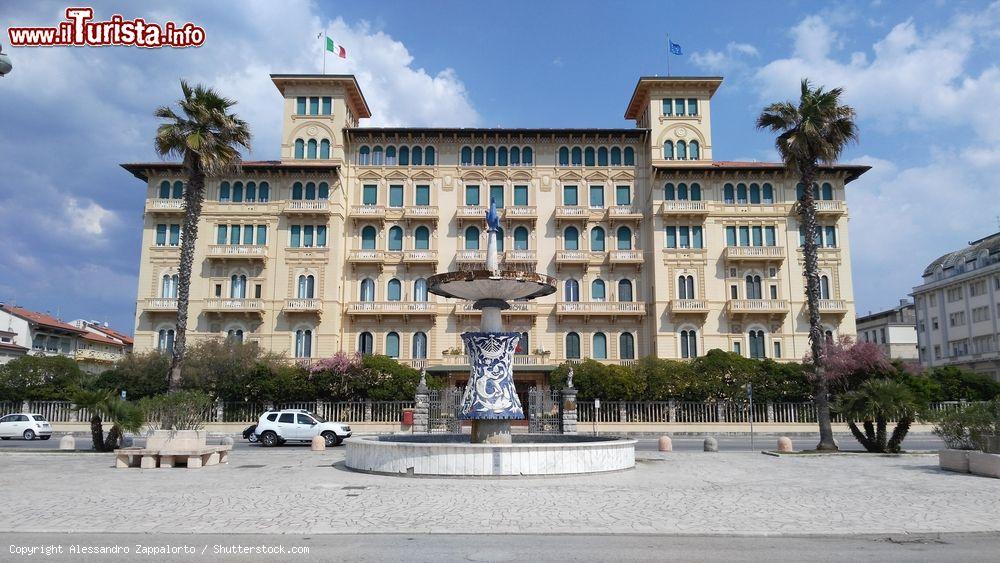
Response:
[856,300,918,361]
[912,232,1000,380]
[125,72,866,389]
[70,320,134,374]
[0,304,87,365]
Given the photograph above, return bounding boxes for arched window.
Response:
[465,226,480,250]
[822,182,833,200]
[566,332,581,359]
[564,279,580,302]
[359,146,370,165]
[292,181,303,200]
[571,147,582,166]
[304,182,316,200]
[510,146,521,165]
[387,278,402,301]
[663,141,674,160]
[412,146,423,165]
[597,147,609,166]
[385,146,397,165]
[678,275,695,299]
[745,275,762,300]
[361,225,378,250]
[360,278,375,302]
[825,329,835,344]
[689,140,700,160]
[618,279,633,302]
[386,332,400,358]
[307,139,318,159]
[372,146,384,165]
[414,278,428,302]
[624,147,635,165]
[617,226,632,250]
[425,146,436,165]
[318,182,329,200]
[750,183,761,204]
[159,180,171,199]
[230,274,247,298]
[724,183,735,204]
[413,332,427,359]
[558,147,570,166]
[690,182,702,201]
[762,183,773,204]
[522,146,533,165]
[319,139,330,159]
[516,332,529,355]
[297,274,315,298]
[294,139,305,159]
[473,146,484,165]
[415,226,430,250]
[737,183,748,204]
[676,140,687,160]
[749,329,766,359]
[245,181,257,202]
[161,274,177,298]
[172,181,184,198]
[677,183,688,200]
[461,146,472,165]
[820,275,831,300]
[498,146,508,166]
[610,147,622,165]
[513,226,529,250]
[388,226,403,251]
[590,226,606,251]
[358,332,374,355]
[486,146,496,166]
[584,147,595,166]
[231,181,244,203]
[664,183,675,200]
[158,329,175,352]
[591,279,606,302]
[680,329,698,359]
[564,226,579,250]
[620,333,635,360]
[295,329,313,358]
[593,332,608,359]
[227,329,244,343]
[398,146,409,166]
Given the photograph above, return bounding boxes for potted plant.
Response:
[139,390,213,451]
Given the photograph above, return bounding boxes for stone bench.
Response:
[114,445,231,469]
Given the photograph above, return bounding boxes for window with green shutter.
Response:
[465,185,480,206]
[362,184,377,205]
[616,185,631,206]
[389,185,404,208]
[489,185,504,208]
[563,185,578,206]
[290,225,301,248]
[589,185,604,208]
[415,185,430,206]
[513,185,528,206]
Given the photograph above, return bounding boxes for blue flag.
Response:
[669,40,683,55]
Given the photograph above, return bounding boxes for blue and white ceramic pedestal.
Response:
[460,330,523,444]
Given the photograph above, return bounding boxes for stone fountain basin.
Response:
[344,434,635,477]
[426,269,556,302]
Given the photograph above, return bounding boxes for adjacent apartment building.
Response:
[913,232,1000,380]
[125,73,867,389]
[856,300,918,361]
[0,304,133,373]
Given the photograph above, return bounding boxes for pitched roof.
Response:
[654,161,871,183]
[923,232,1000,277]
[0,305,86,334]
[0,342,28,354]
[120,161,340,182]
[89,324,134,346]
[81,331,124,346]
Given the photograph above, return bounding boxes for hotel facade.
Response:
[125,74,867,388]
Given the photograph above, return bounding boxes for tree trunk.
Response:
[167,156,205,391]
[887,417,912,453]
[89,415,105,452]
[104,425,122,451]
[847,421,873,451]
[875,417,887,452]
[799,165,837,451]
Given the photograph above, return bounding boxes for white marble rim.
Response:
[345,437,637,449]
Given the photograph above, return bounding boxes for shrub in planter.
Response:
[140,390,213,431]
[834,379,921,453]
[931,399,1000,451]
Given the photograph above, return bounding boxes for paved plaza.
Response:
[1,447,998,537]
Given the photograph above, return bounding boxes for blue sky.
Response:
[1,0,998,332]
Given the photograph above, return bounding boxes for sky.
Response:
[1,0,998,333]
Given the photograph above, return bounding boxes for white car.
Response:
[254,409,351,447]
[0,413,52,440]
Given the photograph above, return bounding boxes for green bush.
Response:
[0,355,86,401]
[931,399,1000,450]
[139,390,213,431]
[925,367,1000,401]
[93,351,170,399]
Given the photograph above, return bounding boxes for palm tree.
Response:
[834,379,919,453]
[71,390,145,452]
[757,79,858,451]
[154,81,252,390]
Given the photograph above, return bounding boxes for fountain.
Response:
[344,200,635,475]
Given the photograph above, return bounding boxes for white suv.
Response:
[254,410,351,447]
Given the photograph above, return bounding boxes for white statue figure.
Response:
[567,367,575,389]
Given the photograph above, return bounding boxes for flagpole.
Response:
[666,33,671,77]
[323,35,327,74]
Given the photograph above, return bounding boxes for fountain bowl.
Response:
[426,269,556,302]
[344,434,635,477]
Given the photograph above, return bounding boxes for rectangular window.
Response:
[215,284,222,298]
[692,226,703,248]
[751,226,763,247]
[308,97,319,115]
[242,225,253,245]
[303,225,314,247]
[665,226,677,248]
[321,96,332,115]
[255,225,266,245]
[317,225,327,247]
[726,226,737,246]
[465,185,480,206]
[616,185,631,206]
[296,97,306,115]
[490,185,504,208]
[589,185,604,208]
[773,341,782,358]
[230,225,241,245]
[155,224,167,246]
[216,225,227,245]
[168,224,180,246]
[770,285,778,299]
[662,98,672,116]
[679,226,690,248]
[389,184,404,208]
[730,285,738,299]
[255,284,262,299]
[688,98,698,116]
[563,185,578,206]
[675,99,685,116]
[733,341,741,355]
[514,185,528,206]
[362,184,377,205]
[415,185,430,206]
[824,226,837,247]
[764,226,776,246]
[738,226,750,246]
[290,225,301,248]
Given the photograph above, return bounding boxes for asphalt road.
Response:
[0,432,945,453]
[1,532,997,562]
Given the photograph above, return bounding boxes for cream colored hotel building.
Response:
[125,73,867,388]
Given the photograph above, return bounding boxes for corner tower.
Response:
[270,74,372,164]
[624,76,722,164]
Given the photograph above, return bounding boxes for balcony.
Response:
[283,200,330,215]
[609,249,643,267]
[555,250,602,267]
[349,205,386,221]
[727,299,788,316]
[456,205,488,222]
[660,201,710,216]
[346,301,436,318]
[505,206,537,220]
[403,205,439,221]
[504,250,537,265]
[556,301,646,320]
[283,298,322,314]
[455,301,538,317]
[817,299,848,315]
[555,206,590,223]
[455,250,487,265]
[74,348,122,364]
[347,250,385,264]
[203,298,265,314]
[206,245,267,260]
[441,354,548,367]
[814,200,846,216]
[662,248,708,264]
[402,250,439,266]
[724,246,785,262]
[146,198,184,214]
[607,205,643,221]
[143,298,178,312]
[669,299,709,314]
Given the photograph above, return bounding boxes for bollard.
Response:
[703,437,718,452]
[221,436,235,447]
[311,435,326,451]
[657,436,673,452]
[58,435,75,450]
[777,436,793,452]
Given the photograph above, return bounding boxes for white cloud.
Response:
[691,41,759,74]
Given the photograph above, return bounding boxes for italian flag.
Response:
[326,37,347,59]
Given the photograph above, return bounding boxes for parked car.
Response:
[242,424,258,443]
[254,409,351,447]
[0,413,52,440]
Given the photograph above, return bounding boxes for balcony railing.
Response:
[555,250,601,264]
[402,250,438,264]
[457,205,488,220]
[347,302,436,316]
[347,250,385,263]
[608,205,643,220]
[555,206,590,220]
[724,246,785,261]
[284,298,322,312]
[203,298,265,312]
[556,301,645,316]
[814,200,846,215]
[143,298,178,311]
[727,299,788,314]
[670,299,709,313]
[441,354,546,366]
[660,201,709,215]
[283,200,330,214]
[505,206,537,219]
[349,205,386,219]
[504,250,537,264]
[147,198,184,212]
[403,206,439,220]
[206,245,268,259]
[455,302,538,315]
[74,348,123,363]
[455,250,487,263]
[609,250,643,264]
[817,299,848,313]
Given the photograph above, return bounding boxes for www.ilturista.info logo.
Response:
[7,7,205,48]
